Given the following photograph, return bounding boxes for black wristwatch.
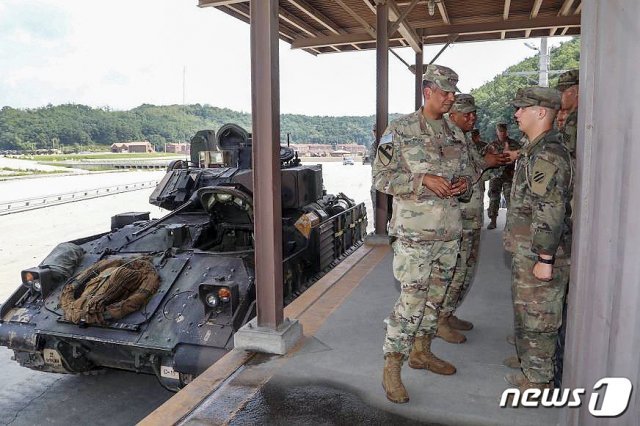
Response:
[537,255,555,265]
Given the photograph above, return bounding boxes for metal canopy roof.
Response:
[198,0,581,55]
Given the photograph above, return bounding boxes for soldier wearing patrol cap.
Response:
[502,86,574,391]
[553,68,579,387]
[437,94,510,344]
[556,69,579,158]
[486,122,521,229]
[373,64,478,403]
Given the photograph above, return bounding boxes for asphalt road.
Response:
[0,347,173,426]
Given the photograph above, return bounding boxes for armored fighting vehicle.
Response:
[0,124,367,390]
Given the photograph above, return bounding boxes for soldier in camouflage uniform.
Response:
[487,123,522,229]
[369,125,393,227]
[556,69,579,158]
[552,69,579,387]
[503,87,574,391]
[374,65,477,404]
[437,94,510,344]
[470,128,487,152]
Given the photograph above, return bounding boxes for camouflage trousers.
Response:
[487,177,512,219]
[383,238,459,357]
[511,253,570,383]
[441,228,481,315]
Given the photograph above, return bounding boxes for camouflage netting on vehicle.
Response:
[60,257,160,325]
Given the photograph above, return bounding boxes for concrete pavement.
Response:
[146,213,560,426]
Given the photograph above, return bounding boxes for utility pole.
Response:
[538,37,549,87]
[524,37,550,87]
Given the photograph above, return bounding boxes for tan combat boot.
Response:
[382,353,409,403]
[503,355,521,369]
[487,217,497,229]
[408,335,456,375]
[436,313,467,344]
[505,372,553,392]
[448,314,473,331]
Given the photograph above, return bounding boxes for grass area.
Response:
[0,167,68,179]
[19,152,183,162]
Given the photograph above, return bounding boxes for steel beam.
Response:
[374,1,390,236]
[292,15,580,49]
[525,0,544,37]
[415,39,423,111]
[198,0,245,7]
[250,0,283,329]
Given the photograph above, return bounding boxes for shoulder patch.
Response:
[376,132,394,166]
[377,142,394,166]
[530,158,558,196]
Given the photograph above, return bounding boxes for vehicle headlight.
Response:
[20,267,56,297]
[199,282,239,315]
[205,293,219,308]
[21,270,41,292]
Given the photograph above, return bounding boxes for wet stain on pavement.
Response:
[228,379,439,425]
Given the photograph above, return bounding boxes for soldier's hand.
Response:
[484,152,511,168]
[503,142,519,163]
[450,178,468,197]
[422,174,451,198]
[533,262,553,281]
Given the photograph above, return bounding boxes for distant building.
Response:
[127,141,154,153]
[291,143,365,157]
[110,143,128,153]
[336,143,366,155]
[330,149,351,157]
[110,141,155,153]
[166,143,190,154]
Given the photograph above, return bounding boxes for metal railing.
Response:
[0,180,158,216]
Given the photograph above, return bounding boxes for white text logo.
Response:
[500,377,633,417]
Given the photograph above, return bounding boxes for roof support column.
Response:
[374,0,390,236]
[415,38,423,111]
[250,0,283,329]
[562,1,639,424]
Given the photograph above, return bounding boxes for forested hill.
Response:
[472,37,580,141]
[0,103,388,152]
[1,37,579,152]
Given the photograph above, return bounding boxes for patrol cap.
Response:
[556,69,579,91]
[450,94,476,113]
[511,86,561,110]
[422,64,460,93]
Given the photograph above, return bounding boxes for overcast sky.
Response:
[0,0,572,116]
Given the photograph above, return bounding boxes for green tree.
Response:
[472,37,580,141]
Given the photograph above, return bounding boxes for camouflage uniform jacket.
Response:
[487,136,522,181]
[461,134,490,230]
[373,109,478,242]
[563,110,578,158]
[443,118,486,231]
[504,129,574,263]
